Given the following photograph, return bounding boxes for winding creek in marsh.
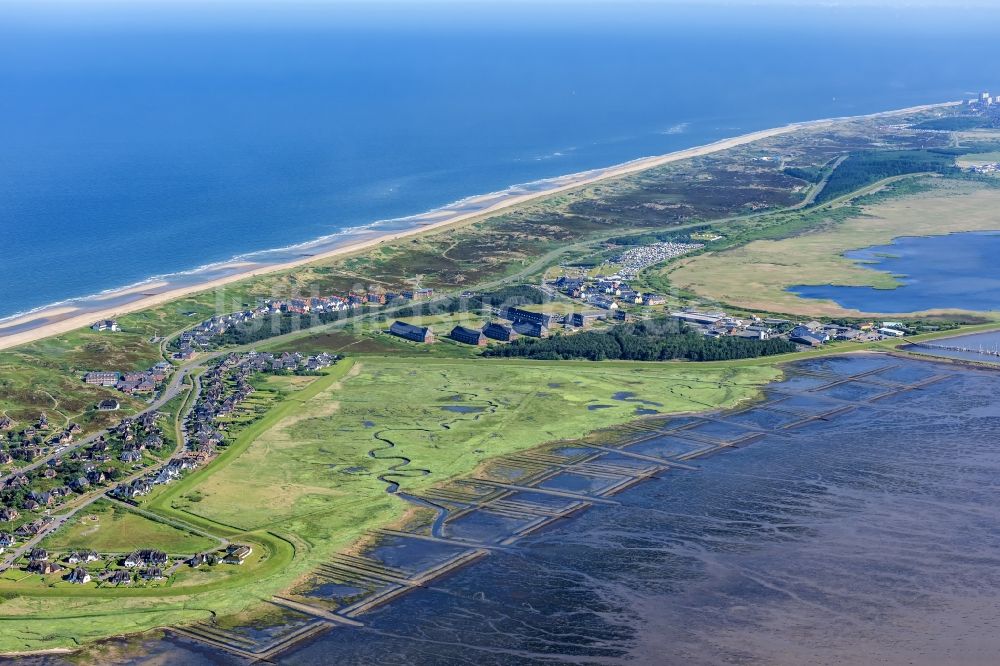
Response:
[368,394,500,538]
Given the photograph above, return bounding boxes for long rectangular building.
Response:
[450,326,486,346]
[482,322,517,342]
[502,307,557,329]
[389,321,434,343]
[84,371,120,387]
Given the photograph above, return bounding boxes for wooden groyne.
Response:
[271,597,364,627]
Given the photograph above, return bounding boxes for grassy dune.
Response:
[178,357,779,577]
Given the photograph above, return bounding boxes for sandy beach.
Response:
[0,100,956,352]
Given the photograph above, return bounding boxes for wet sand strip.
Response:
[168,625,268,660]
[252,620,335,660]
[174,622,258,648]
[500,503,595,545]
[375,528,508,551]
[576,443,699,470]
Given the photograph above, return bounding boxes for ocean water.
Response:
[789,232,1000,313]
[2,2,1000,320]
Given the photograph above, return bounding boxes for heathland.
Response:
[2,103,1000,653]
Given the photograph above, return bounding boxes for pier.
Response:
[911,341,1000,358]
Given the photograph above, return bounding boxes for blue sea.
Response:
[2,1,1000,320]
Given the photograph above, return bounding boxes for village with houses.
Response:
[10,541,255,588]
[171,287,435,357]
[0,343,335,587]
[76,236,911,362]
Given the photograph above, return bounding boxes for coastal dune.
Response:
[0,101,955,352]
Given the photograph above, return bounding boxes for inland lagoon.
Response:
[11,353,1000,665]
[789,231,1000,313]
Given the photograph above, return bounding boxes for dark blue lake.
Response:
[789,231,1000,312]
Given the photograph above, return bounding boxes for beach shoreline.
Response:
[0,100,957,353]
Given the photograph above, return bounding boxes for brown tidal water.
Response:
[8,354,1000,665]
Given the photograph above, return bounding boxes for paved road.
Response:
[1,367,206,570]
[0,363,198,487]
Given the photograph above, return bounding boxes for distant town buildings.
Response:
[966,90,1000,108]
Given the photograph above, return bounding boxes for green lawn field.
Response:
[41,499,217,556]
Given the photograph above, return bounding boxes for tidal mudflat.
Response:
[790,231,1000,312]
[9,354,1000,665]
